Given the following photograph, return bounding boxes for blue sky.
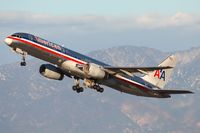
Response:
[0,0,200,65]
[1,0,200,15]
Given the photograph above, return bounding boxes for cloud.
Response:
[135,12,200,29]
[168,12,198,26]
[0,11,199,32]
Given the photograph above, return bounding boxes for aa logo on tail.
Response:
[154,69,165,81]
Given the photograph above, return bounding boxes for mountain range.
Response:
[0,46,200,133]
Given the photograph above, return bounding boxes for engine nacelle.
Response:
[83,63,106,79]
[61,60,84,77]
[61,61,106,80]
[39,64,64,80]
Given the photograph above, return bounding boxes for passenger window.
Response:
[28,35,33,41]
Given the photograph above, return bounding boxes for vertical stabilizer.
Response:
[142,55,177,89]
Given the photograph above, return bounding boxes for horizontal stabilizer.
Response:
[104,66,173,74]
[154,90,193,94]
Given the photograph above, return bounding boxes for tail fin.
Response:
[142,55,177,89]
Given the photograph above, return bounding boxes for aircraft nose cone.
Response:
[4,37,13,45]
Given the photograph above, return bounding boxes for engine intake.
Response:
[39,64,64,80]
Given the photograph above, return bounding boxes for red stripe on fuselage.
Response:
[8,36,150,94]
[8,36,85,65]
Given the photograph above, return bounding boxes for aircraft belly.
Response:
[102,76,149,97]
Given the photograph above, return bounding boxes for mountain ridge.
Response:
[0,45,199,133]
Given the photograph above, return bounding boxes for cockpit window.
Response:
[11,34,21,38]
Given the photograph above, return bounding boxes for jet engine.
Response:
[83,63,106,79]
[61,61,106,80]
[39,64,64,80]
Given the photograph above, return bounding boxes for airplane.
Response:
[4,32,193,98]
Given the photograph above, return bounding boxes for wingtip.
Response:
[183,90,194,94]
[188,91,194,94]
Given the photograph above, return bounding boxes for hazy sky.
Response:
[0,0,200,65]
[1,0,200,15]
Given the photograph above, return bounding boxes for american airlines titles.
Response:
[35,36,62,51]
